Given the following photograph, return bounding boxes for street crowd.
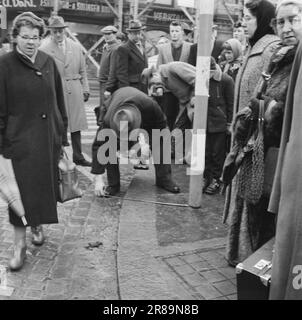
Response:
[0,0,302,300]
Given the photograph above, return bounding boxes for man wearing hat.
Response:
[112,20,148,94]
[91,86,180,196]
[39,15,91,167]
[97,25,120,124]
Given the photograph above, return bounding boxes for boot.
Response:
[204,178,221,195]
[31,225,45,246]
[9,241,27,271]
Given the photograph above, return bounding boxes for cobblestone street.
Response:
[0,165,134,300]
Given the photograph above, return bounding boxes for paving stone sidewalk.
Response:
[0,164,134,300]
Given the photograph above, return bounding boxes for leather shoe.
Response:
[156,181,180,193]
[104,185,120,196]
[74,159,92,167]
[31,225,45,246]
[9,243,27,271]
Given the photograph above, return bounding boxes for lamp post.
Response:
[188,0,215,208]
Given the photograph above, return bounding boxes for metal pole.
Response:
[133,0,139,20]
[188,0,214,208]
[53,0,59,15]
[118,0,123,30]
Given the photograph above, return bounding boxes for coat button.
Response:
[41,114,47,119]
[36,71,42,76]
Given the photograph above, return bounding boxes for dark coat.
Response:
[0,50,68,227]
[104,87,167,131]
[91,87,168,175]
[188,41,223,66]
[208,68,234,133]
[115,40,148,93]
[268,42,302,301]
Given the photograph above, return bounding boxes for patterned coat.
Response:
[224,44,295,267]
[39,37,89,133]
[233,34,279,115]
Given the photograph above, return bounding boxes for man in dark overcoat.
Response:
[113,20,148,93]
[91,87,180,196]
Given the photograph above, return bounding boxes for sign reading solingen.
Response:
[0,5,7,29]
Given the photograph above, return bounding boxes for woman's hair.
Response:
[12,12,45,39]
[233,21,244,29]
[245,0,276,47]
[276,0,302,13]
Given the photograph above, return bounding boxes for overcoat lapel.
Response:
[128,40,145,63]
[64,39,73,68]
[49,40,65,63]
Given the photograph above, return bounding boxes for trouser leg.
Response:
[71,131,84,162]
[106,163,121,187]
[204,133,212,180]
[151,131,173,184]
[160,92,179,131]
[209,132,226,180]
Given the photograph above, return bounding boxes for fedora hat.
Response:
[126,20,146,32]
[47,15,67,29]
[110,103,142,140]
[101,25,118,34]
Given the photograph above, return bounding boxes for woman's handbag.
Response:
[237,100,265,204]
[58,150,82,203]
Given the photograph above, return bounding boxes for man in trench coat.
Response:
[39,15,91,166]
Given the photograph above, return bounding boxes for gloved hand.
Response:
[249,97,260,119]
[83,92,90,102]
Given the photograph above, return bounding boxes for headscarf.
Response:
[246,0,276,47]
[224,38,243,62]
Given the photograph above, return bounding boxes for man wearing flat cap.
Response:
[97,25,120,124]
[91,86,180,196]
[111,20,148,94]
[39,15,91,167]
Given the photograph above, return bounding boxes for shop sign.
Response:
[0,0,112,13]
[150,9,188,23]
[0,0,38,8]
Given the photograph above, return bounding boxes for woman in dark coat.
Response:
[0,12,68,270]
[224,0,299,267]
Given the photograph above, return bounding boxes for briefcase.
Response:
[236,237,275,300]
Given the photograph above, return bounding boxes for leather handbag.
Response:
[58,150,82,203]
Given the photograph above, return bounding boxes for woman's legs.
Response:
[9,226,27,271]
